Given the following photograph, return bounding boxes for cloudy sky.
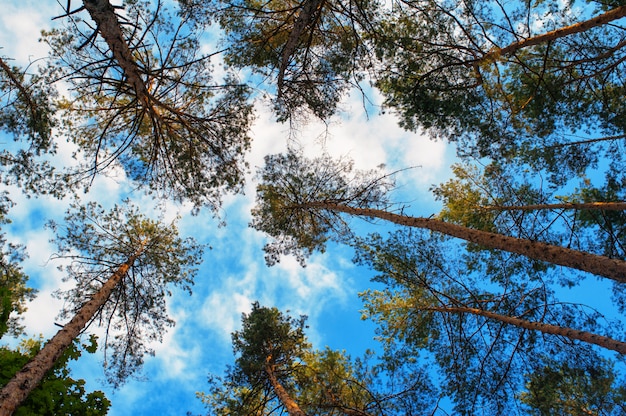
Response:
[1,2,457,414]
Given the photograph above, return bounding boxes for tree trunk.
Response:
[480,5,626,62]
[426,305,626,355]
[278,0,326,93]
[478,201,626,212]
[82,0,151,107]
[304,202,626,283]
[0,58,40,123]
[546,133,626,148]
[265,360,307,416]
[0,247,143,416]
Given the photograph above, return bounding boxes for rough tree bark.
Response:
[0,244,144,416]
[82,0,152,107]
[426,306,626,355]
[302,201,626,283]
[480,5,626,63]
[278,0,326,93]
[265,358,308,416]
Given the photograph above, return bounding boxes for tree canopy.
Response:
[43,0,254,211]
[187,0,626,181]
[200,302,432,415]
[2,0,626,413]
[249,148,626,412]
[356,228,626,413]
[0,56,61,196]
[0,200,203,414]
[47,200,204,384]
[0,336,110,416]
[251,149,626,281]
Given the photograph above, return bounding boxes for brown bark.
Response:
[479,201,626,212]
[0,58,40,124]
[547,133,626,148]
[481,5,626,62]
[303,202,626,283]
[82,0,151,107]
[0,246,144,416]
[265,359,307,416]
[278,0,326,93]
[426,306,626,355]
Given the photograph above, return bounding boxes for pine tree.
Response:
[251,151,626,281]
[0,336,110,416]
[0,201,203,414]
[44,0,253,211]
[356,228,626,414]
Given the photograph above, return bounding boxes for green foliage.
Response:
[0,57,63,196]
[0,336,110,415]
[43,0,254,212]
[572,173,626,259]
[48,200,204,385]
[200,303,426,415]
[431,161,561,239]
[355,229,623,414]
[184,0,377,121]
[232,301,310,383]
[0,257,33,340]
[431,163,500,231]
[0,59,56,150]
[373,0,487,134]
[296,347,374,414]
[375,1,626,171]
[519,358,626,415]
[251,150,392,265]
[431,161,626,286]
[567,172,626,313]
[0,194,35,339]
[186,0,626,184]
[200,302,311,415]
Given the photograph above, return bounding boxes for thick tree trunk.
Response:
[427,306,626,355]
[82,0,151,107]
[481,5,626,62]
[479,201,626,212]
[0,248,143,416]
[265,361,307,416]
[304,202,626,283]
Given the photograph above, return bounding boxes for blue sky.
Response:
[0,2,456,414]
[4,1,624,415]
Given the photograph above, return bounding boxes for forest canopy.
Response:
[1,0,626,414]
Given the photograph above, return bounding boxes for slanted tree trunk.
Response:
[478,201,626,212]
[278,0,326,93]
[0,58,40,123]
[426,305,626,355]
[82,0,151,107]
[265,359,307,416]
[302,202,626,283]
[0,245,144,416]
[547,133,626,148]
[480,5,626,63]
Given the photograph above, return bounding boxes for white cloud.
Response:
[200,279,257,340]
[196,232,352,345]
[0,1,57,65]
[0,4,462,415]
[151,325,199,381]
